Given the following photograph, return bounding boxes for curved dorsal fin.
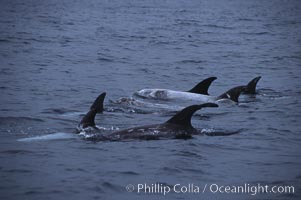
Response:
[187,77,217,95]
[90,92,106,113]
[79,109,97,128]
[165,103,218,128]
[245,76,261,94]
[218,86,246,103]
[80,92,106,128]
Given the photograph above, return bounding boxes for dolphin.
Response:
[78,92,106,130]
[78,94,219,141]
[186,77,217,95]
[77,92,242,142]
[135,77,217,99]
[242,76,261,94]
[135,86,247,104]
[102,103,219,141]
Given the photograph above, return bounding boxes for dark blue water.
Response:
[1,0,301,199]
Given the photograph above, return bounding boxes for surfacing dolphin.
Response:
[135,86,247,104]
[185,77,217,95]
[78,92,106,131]
[100,103,219,141]
[77,92,220,141]
[242,76,261,94]
[135,76,261,103]
[135,77,217,99]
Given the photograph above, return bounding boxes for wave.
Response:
[18,132,75,142]
[97,57,115,62]
[177,59,205,64]
[0,117,44,125]
[0,149,33,154]
[202,24,234,30]
[42,108,81,115]
[239,31,271,35]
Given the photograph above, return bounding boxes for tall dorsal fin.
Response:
[79,92,106,128]
[217,86,247,103]
[245,76,261,94]
[165,103,218,128]
[79,109,98,128]
[90,92,106,113]
[187,77,217,95]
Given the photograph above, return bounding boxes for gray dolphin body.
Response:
[136,86,247,104]
[100,103,218,141]
[77,92,218,141]
[134,77,217,100]
[135,76,261,103]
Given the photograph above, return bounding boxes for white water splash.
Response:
[201,128,215,134]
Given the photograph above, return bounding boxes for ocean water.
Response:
[0,0,301,199]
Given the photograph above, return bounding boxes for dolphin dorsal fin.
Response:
[187,77,217,95]
[79,110,97,128]
[165,103,218,128]
[218,86,246,103]
[79,92,106,128]
[245,76,261,94]
[90,92,106,113]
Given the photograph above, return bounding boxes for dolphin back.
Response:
[79,110,97,129]
[79,92,106,129]
[165,103,218,128]
[245,76,261,94]
[218,86,247,103]
[187,77,217,95]
[90,92,106,113]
